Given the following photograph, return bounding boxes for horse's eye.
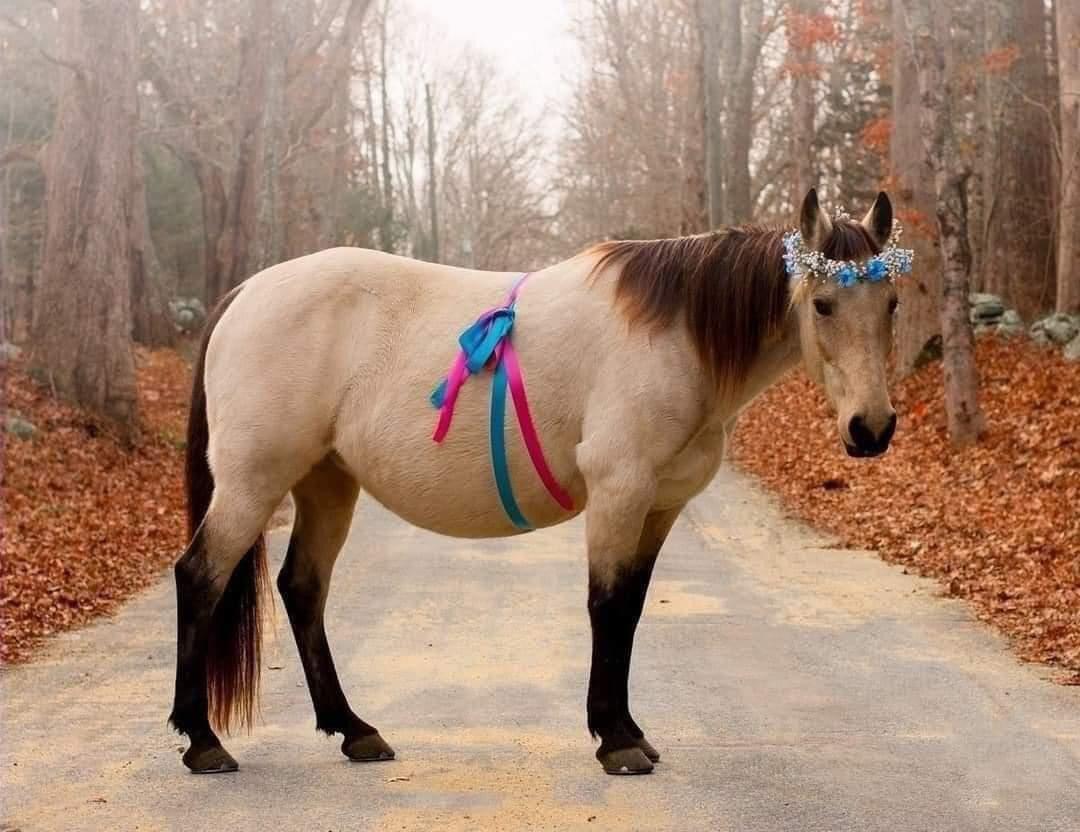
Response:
[813,298,833,317]
[888,297,899,315]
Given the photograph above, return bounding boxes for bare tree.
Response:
[787,0,819,199]
[891,0,942,377]
[1058,0,1080,313]
[980,0,1056,317]
[31,0,141,432]
[901,0,986,446]
[698,0,725,227]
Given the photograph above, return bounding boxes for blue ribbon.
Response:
[430,307,516,408]
[429,303,532,530]
[489,357,531,530]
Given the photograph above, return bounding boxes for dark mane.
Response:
[588,221,881,386]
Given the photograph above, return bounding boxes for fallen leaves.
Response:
[732,337,1080,676]
[1,348,191,663]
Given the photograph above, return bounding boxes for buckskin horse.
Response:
[169,189,911,776]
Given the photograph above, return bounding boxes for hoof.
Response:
[183,744,239,774]
[342,732,395,762]
[636,736,661,763]
[598,745,654,775]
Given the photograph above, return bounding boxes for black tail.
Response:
[185,287,269,734]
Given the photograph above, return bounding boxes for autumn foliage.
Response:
[1,350,190,662]
[733,338,1080,680]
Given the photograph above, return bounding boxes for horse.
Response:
[169,188,906,776]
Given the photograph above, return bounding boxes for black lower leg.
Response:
[587,554,658,762]
[278,538,391,761]
[169,530,235,772]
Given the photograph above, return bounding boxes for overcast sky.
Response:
[408,0,580,113]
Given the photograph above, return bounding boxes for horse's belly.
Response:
[338,385,586,539]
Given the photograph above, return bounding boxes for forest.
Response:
[2,2,1079,670]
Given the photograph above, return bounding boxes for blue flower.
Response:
[836,266,858,288]
[866,257,888,282]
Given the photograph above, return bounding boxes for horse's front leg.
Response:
[584,472,683,775]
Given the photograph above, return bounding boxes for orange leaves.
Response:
[1,348,191,663]
[733,338,1080,677]
[982,44,1021,75]
[785,9,840,52]
[896,207,938,240]
[860,116,892,155]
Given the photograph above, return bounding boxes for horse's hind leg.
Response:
[278,456,394,762]
[171,487,279,773]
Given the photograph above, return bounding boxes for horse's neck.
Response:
[716,316,802,420]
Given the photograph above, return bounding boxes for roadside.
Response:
[732,337,1080,679]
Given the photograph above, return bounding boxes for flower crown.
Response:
[782,211,914,288]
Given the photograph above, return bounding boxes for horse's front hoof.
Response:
[636,736,661,763]
[598,745,654,775]
[183,743,239,774]
[342,732,395,762]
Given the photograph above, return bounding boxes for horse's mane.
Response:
[587,222,880,387]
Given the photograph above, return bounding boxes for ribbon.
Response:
[430,274,574,528]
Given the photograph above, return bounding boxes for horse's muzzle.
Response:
[844,412,897,458]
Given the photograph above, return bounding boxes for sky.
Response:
[408,0,580,114]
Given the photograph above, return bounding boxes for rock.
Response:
[0,341,22,364]
[914,334,943,369]
[5,415,36,440]
[1065,334,1080,363]
[996,310,1025,338]
[1030,313,1079,346]
[169,298,207,333]
[969,293,1005,325]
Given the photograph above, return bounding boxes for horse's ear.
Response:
[861,191,893,248]
[799,188,833,251]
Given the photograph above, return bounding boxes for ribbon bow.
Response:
[429,279,574,530]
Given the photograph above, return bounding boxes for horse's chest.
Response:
[653,424,729,509]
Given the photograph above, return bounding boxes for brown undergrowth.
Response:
[2,348,191,663]
[732,337,1080,680]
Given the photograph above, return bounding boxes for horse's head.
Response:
[790,188,907,458]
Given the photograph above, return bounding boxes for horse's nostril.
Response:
[881,412,898,446]
[848,414,875,449]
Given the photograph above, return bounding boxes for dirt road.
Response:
[3,468,1078,831]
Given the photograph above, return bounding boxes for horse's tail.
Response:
[185,286,269,734]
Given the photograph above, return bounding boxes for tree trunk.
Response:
[32,0,139,432]
[378,1,395,252]
[424,81,439,262]
[131,146,176,347]
[981,0,1056,316]
[726,0,764,222]
[213,0,273,303]
[790,0,818,200]
[1058,0,1080,313]
[698,0,725,227]
[891,0,943,377]
[902,0,986,446]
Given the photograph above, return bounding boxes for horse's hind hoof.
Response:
[636,736,661,763]
[342,732,395,762]
[598,746,654,775]
[183,744,239,774]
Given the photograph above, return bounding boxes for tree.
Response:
[31,0,140,432]
[901,0,986,446]
[787,0,820,200]
[725,0,766,222]
[698,0,725,227]
[891,0,942,377]
[1058,0,1080,313]
[979,0,1056,317]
